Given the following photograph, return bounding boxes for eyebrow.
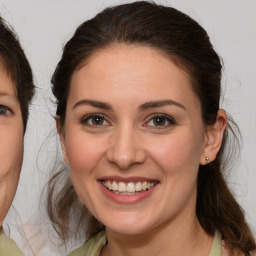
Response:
[73,99,113,110]
[73,98,185,112]
[0,92,17,100]
[138,99,186,111]
[0,91,10,96]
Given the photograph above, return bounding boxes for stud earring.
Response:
[206,157,210,164]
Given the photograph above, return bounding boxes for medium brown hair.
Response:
[0,17,34,131]
[48,1,256,253]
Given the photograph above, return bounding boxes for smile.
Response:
[102,180,157,195]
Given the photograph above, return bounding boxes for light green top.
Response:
[0,227,24,256]
[67,229,222,256]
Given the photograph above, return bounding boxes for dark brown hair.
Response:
[0,17,34,131]
[48,1,256,253]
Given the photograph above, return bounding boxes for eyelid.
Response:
[80,113,111,126]
[0,104,13,116]
[143,113,176,127]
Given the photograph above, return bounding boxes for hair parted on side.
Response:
[0,16,34,131]
[47,1,256,254]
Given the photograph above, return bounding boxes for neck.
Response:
[101,212,213,256]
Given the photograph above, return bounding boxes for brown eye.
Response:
[152,117,167,126]
[145,114,176,128]
[91,116,104,125]
[81,114,109,126]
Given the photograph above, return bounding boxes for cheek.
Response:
[0,127,24,179]
[146,131,204,217]
[0,124,23,224]
[64,130,107,178]
[63,129,109,211]
[147,129,204,177]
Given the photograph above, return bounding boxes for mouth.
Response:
[101,180,158,195]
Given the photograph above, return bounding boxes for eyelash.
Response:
[80,113,110,126]
[80,113,176,129]
[0,104,12,117]
[144,114,176,128]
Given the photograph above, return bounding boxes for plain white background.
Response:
[1,0,255,255]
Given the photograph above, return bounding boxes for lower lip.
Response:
[99,181,158,204]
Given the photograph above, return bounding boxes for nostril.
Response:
[136,150,147,163]
[106,130,146,168]
[106,147,146,170]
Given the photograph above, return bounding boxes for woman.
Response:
[48,1,256,255]
[0,17,34,255]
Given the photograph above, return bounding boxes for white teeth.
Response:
[135,182,142,191]
[118,182,126,192]
[103,180,156,194]
[112,181,118,191]
[142,181,147,191]
[107,180,112,190]
[127,182,135,193]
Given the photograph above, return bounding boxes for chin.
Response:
[108,225,149,235]
[102,216,154,236]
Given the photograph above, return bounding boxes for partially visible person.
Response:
[0,16,34,255]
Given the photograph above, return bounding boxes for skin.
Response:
[59,45,227,256]
[0,64,23,226]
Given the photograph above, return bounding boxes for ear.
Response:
[56,116,69,164]
[200,110,227,165]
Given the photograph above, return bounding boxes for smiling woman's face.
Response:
[0,64,23,225]
[59,45,210,235]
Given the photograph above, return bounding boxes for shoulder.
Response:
[221,242,256,256]
[0,231,24,256]
[212,230,255,256]
[67,230,107,256]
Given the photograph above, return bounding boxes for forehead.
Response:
[0,61,16,96]
[71,44,196,100]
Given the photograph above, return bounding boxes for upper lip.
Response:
[98,175,158,183]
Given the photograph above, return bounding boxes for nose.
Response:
[106,124,146,169]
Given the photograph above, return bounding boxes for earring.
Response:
[206,157,210,164]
